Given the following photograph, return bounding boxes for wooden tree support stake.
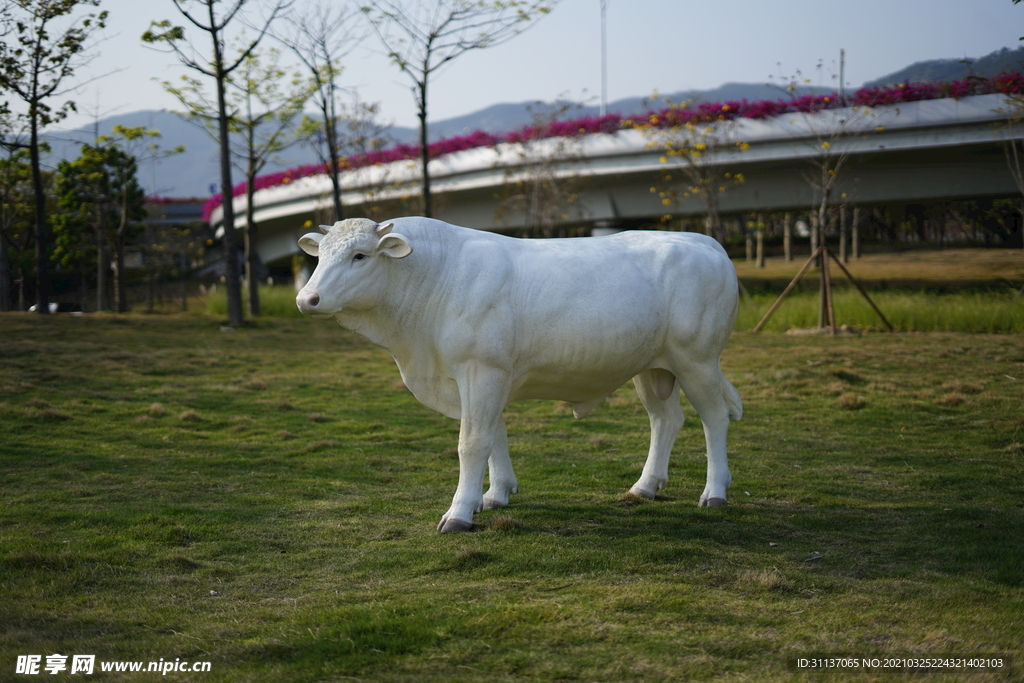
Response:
[752,246,893,333]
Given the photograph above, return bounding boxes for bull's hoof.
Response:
[699,497,728,508]
[482,485,516,509]
[628,485,657,500]
[437,518,474,533]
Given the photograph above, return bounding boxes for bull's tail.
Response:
[723,376,743,421]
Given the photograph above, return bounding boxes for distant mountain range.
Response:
[862,45,1024,87]
[42,45,1024,198]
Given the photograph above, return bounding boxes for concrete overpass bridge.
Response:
[208,93,1022,268]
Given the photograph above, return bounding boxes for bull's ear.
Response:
[377,233,412,259]
[298,232,323,257]
[375,222,394,237]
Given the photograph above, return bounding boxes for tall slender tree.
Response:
[229,48,309,315]
[361,0,557,218]
[284,0,362,223]
[494,100,588,238]
[143,0,289,325]
[0,0,107,314]
[159,43,307,315]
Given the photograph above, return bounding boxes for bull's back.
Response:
[510,230,735,336]
[500,231,737,399]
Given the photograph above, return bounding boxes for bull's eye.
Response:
[353,253,366,261]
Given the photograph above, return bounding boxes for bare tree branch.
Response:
[361,0,557,217]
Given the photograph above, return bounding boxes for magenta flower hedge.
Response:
[201,73,1024,222]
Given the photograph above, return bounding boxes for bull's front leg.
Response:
[438,365,509,533]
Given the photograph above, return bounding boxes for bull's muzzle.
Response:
[296,291,321,314]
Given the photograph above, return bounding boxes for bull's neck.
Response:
[335,225,452,358]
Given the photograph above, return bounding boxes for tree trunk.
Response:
[95,226,107,312]
[703,193,722,244]
[0,233,10,311]
[113,207,129,313]
[1020,200,1024,250]
[213,33,244,326]
[783,211,792,262]
[324,99,344,223]
[756,214,765,268]
[818,258,827,329]
[418,76,432,218]
[30,113,49,314]
[810,212,819,257]
[852,206,860,259]
[113,237,127,313]
[839,204,848,264]
[245,178,261,316]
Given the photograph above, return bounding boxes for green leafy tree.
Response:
[361,0,558,218]
[53,140,146,312]
[0,0,107,314]
[143,0,288,325]
[0,146,36,311]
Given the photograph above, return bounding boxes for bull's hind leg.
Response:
[629,368,685,499]
[483,418,518,509]
[675,361,739,507]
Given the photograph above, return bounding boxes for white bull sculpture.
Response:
[296,217,742,532]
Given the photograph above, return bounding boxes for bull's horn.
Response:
[375,222,394,237]
[318,224,332,234]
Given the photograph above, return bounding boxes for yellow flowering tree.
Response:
[773,67,883,252]
[802,101,878,250]
[627,97,747,241]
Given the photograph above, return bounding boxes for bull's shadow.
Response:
[464,494,1024,588]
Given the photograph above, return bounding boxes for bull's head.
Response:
[295,218,412,317]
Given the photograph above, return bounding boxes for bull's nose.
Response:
[296,292,321,313]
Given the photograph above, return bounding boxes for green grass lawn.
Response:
[207,282,1024,333]
[2,314,1023,681]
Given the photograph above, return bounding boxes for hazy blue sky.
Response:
[46,0,1024,131]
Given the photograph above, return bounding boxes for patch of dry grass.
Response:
[734,247,1024,286]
